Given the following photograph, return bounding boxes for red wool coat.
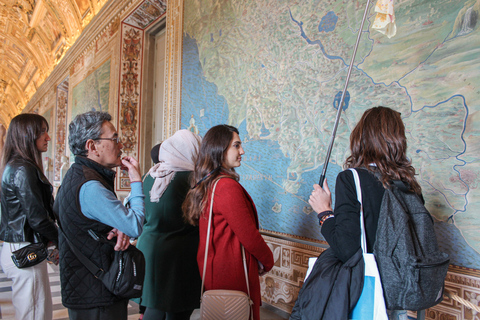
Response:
[198,178,274,320]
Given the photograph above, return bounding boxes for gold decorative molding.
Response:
[261,229,328,247]
[24,0,141,113]
[162,0,183,139]
[0,0,113,125]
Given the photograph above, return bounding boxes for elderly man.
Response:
[54,111,144,320]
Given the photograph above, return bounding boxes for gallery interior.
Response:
[1,0,480,319]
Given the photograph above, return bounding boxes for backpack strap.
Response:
[391,180,410,193]
[373,169,410,193]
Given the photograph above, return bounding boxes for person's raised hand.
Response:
[308,179,333,214]
[121,156,141,182]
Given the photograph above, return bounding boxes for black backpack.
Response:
[373,179,450,311]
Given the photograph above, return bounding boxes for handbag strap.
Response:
[53,195,105,277]
[58,226,105,278]
[200,179,252,301]
[349,168,367,254]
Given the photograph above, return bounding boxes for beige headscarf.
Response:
[147,129,202,202]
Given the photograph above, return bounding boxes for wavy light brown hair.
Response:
[345,106,421,194]
[182,124,240,226]
[1,113,48,176]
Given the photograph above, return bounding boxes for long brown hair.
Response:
[183,124,239,225]
[0,113,48,176]
[345,106,421,194]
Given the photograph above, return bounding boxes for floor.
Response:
[0,258,289,320]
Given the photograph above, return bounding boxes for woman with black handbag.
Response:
[183,124,274,320]
[0,114,58,320]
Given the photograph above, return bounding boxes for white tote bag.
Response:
[348,168,388,320]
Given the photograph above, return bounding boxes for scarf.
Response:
[147,129,201,202]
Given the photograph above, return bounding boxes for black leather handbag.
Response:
[11,242,48,268]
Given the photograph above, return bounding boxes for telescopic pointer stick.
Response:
[318,0,372,186]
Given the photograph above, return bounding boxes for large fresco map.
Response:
[181,0,480,269]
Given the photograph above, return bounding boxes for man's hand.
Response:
[108,228,130,251]
[121,156,142,182]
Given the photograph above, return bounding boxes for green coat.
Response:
[136,171,201,311]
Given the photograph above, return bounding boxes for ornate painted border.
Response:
[123,0,167,29]
[117,23,144,191]
[261,235,324,314]
[261,236,480,318]
[53,77,69,186]
[261,228,328,246]
[116,0,167,191]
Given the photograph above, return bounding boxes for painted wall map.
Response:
[72,58,111,118]
[181,0,480,269]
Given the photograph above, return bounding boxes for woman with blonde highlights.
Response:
[183,124,274,320]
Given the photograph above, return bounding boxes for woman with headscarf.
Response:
[136,129,202,320]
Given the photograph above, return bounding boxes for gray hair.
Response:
[68,111,112,156]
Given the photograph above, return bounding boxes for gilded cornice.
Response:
[23,0,143,112]
[162,0,184,138]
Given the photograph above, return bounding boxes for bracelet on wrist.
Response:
[318,210,333,218]
[319,213,334,226]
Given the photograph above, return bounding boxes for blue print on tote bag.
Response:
[349,276,376,319]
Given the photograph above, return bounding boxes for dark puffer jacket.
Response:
[0,157,58,245]
[54,156,122,308]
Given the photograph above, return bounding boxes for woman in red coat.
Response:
[183,124,274,320]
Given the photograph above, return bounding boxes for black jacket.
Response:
[290,248,364,320]
[322,168,385,262]
[0,158,58,244]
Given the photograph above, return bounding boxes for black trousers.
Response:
[68,299,129,320]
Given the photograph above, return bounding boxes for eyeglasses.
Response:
[95,136,121,143]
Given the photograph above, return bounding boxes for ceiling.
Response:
[0,0,108,127]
